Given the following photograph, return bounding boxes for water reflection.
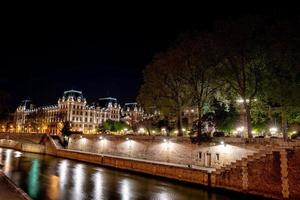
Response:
[92,172,104,200]
[0,148,264,200]
[28,159,40,198]
[58,160,69,185]
[58,159,69,199]
[48,175,59,200]
[71,164,86,200]
[155,192,172,200]
[120,179,132,200]
[14,151,22,158]
[4,149,13,176]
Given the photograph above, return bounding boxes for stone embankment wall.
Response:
[56,149,210,185]
[68,134,256,168]
[212,141,300,200]
[0,133,45,154]
[1,133,300,199]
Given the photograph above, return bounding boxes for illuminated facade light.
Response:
[236,126,244,132]
[269,127,278,134]
[138,127,145,134]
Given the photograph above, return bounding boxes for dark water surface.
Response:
[0,148,266,200]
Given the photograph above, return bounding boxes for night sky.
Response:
[0,5,297,109]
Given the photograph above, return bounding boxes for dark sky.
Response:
[0,5,298,109]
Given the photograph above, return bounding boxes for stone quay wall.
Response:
[68,134,257,168]
[212,141,300,200]
[0,133,45,154]
[1,133,300,199]
[56,149,210,186]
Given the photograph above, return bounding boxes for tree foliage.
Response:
[97,120,129,133]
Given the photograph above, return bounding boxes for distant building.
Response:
[121,102,144,126]
[14,90,121,134]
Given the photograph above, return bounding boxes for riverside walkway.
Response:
[0,171,32,200]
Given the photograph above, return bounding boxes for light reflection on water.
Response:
[0,147,265,200]
[120,179,132,200]
[28,159,40,198]
[71,164,86,200]
[92,171,104,200]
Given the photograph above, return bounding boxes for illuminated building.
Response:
[121,102,144,126]
[14,90,121,134]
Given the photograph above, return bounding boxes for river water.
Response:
[0,148,267,200]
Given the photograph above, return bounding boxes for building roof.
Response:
[98,97,117,107]
[63,89,83,99]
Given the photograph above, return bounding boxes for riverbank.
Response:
[1,133,300,199]
[0,171,32,200]
[0,147,267,200]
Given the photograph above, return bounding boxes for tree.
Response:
[176,32,223,136]
[216,16,266,138]
[262,18,300,139]
[138,49,191,136]
[97,120,129,133]
[214,102,239,134]
[61,121,72,145]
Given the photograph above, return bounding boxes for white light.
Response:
[220,141,224,145]
[182,128,186,132]
[138,127,145,134]
[236,126,244,132]
[236,98,250,103]
[99,136,103,140]
[236,98,244,103]
[269,127,278,133]
[173,130,178,134]
[126,137,130,141]
[14,151,22,158]
[163,139,167,143]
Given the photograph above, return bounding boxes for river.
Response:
[0,147,267,200]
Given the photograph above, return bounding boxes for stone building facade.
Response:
[120,102,144,126]
[14,90,121,134]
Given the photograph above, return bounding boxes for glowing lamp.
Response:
[236,126,244,132]
[269,127,278,134]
